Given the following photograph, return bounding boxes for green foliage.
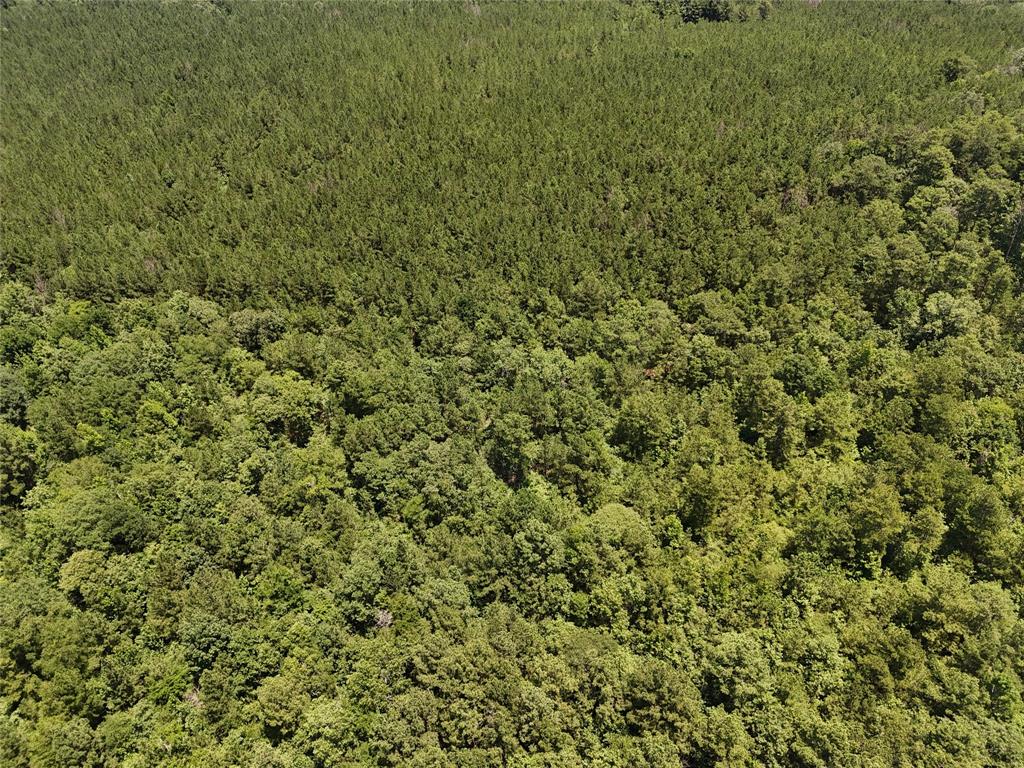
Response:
[646,0,772,23]
[1,1,1023,766]
[0,423,36,504]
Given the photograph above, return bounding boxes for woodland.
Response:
[1,1,1024,766]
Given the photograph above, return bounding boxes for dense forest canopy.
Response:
[1,1,1024,766]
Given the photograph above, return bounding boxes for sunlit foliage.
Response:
[1,1,1023,766]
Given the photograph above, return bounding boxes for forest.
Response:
[1,0,1024,766]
